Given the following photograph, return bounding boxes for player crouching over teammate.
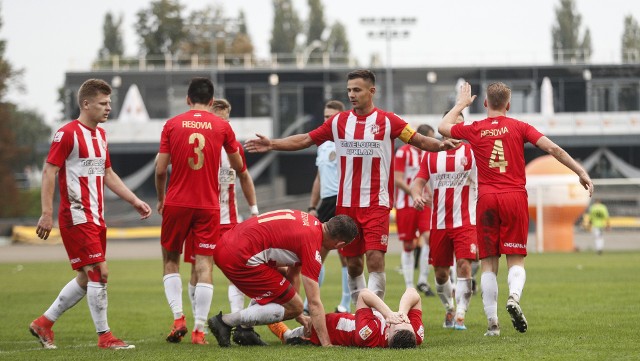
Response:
[208,211,358,347]
[269,287,424,348]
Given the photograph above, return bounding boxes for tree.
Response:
[229,10,254,56]
[306,0,326,45]
[270,0,301,56]
[622,14,640,63]
[135,0,185,57]
[551,0,591,63]
[180,5,220,59]
[327,21,350,55]
[98,12,124,59]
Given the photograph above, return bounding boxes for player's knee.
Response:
[87,264,108,283]
[402,241,415,252]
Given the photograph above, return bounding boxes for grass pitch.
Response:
[1,250,639,360]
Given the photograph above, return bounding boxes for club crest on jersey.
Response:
[370,123,380,135]
[460,156,468,167]
[53,131,64,143]
[359,325,373,340]
[380,234,388,246]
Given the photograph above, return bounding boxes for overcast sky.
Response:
[2,0,639,123]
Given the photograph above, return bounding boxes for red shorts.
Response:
[184,223,235,264]
[213,234,297,305]
[60,223,107,270]
[161,205,219,257]
[395,207,431,241]
[477,192,529,258]
[336,206,390,257]
[429,225,478,267]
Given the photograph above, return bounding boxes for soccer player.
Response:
[411,112,478,331]
[30,79,152,350]
[439,82,593,336]
[307,100,351,314]
[394,124,435,296]
[586,199,610,255]
[156,78,244,345]
[207,210,358,347]
[270,287,424,348]
[245,69,459,303]
[180,98,264,345]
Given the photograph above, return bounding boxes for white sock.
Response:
[340,266,350,311]
[436,278,454,310]
[194,283,213,331]
[367,272,386,300]
[455,278,473,316]
[417,244,430,284]
[288,326,304,340]
[225,303,285,326]
[507,265,526,302]
[348,273,366,304]
[594,229,604,251]
[450,264,457,284]
[481,271,498,320]
[401,250,415,288]
[44,278,86,322]
[188,282,196,316]
[228,284,245,314]
[163,273,183,319]
[87,281,109,333]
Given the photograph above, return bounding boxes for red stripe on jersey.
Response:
[337,112,348,139]
[446,150,455,172]
[92,133,101,158]
[444,187,454,228]
[371,157,381,206]
[429,151,438,176]
[351,156,363,206]
[374,111,386,141]
[79,176,93,224]
[461,183,470,226]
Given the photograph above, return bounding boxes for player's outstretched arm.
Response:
[105,167,152,219]
[410,133,460,152]
[535,136,594,197]
[237,169,258,216]
[302,275,331,346]
[439,82,476,138]
[245,133,314,153]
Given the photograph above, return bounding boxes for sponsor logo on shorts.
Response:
[359,325,373,340]
[199,243,216,249]
[470,243,477,254]
[417,325,425,340]
[70,257,81,264]
[255,291,273,301]
[88,253,102,259]
[380,234,388,246]
[280,277,286,286]
[503,242,526,249]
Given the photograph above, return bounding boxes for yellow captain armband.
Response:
[398,125,417,144]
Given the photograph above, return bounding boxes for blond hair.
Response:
[486,82,511,110]
[212,98,231,112]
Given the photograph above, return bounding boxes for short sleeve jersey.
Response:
[588,203,609,229]
[219,142,248,225]
[394,144,423,209]
[47,120,111,228]
[416,144,477,229]
[315,141,339,199]
[159,110,238,209]
[450,116,543,197]
[308,108,416,208]
[223,209,323,281]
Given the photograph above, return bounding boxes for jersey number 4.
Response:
[188,133,205,170]
[489,139,508,173]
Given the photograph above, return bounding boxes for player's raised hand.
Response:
[456,82,477,108]
[244,134,272,153]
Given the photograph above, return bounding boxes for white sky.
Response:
[2,0,639,123]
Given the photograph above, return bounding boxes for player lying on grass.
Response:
[269,287,424,348]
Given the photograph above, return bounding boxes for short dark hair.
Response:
[325,215,358,245]
[188,77,214,105]
[347,69,376,85]
[325,100,345,112]
[78,79,111,108]
[388,329,417,349]
[416,124,434,137]
[443,110,464,120]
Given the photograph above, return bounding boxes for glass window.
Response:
[618,83,639,111]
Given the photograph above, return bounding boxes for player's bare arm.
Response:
[439,82,477,138]
[302,275,332,346]
[397,287,421,321]
[308,173,321,217]
[245,133,314,153]
[357,289,402,323]
[237,169,258,216]
[535,136,594,196]
[36,162,59,240]
[104,167,152,219]
[154,153,170,215]
[394,171,412,194]
[227,150,245,173]
[410,132,460,152]
[409,177,428,211]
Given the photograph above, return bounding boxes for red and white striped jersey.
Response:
[309,108,416,208]
[46,120,111,228]
[219,142,248,225]
[416,144,477,229]
[394,144,423,209]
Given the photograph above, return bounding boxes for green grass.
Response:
[1,251,639,360]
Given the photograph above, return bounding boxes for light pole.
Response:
[583,69,592,112]
[360,17,416,112]
[269,73,280,184]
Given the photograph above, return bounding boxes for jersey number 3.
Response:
[489,139,508,173]
[189,133,205,170]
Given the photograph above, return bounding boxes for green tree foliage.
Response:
[306,0,326,45]
[551,0,591,63]
[622,14,640,63]
[327,21,350,55]
[229,10,254,56]
[135,0,185,56]
[270,0,301,55]
[98,12,124,59]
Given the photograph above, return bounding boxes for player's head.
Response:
[212,98,231,120]
[388,326,417,349]
[347,69,376,112]
[323,215,358,249]
[324,100,345,120]
[443,110,465,124]
[416,124,435,138]
[484,82,511,111]
[78,79,112,123]
[188,77,214,106]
